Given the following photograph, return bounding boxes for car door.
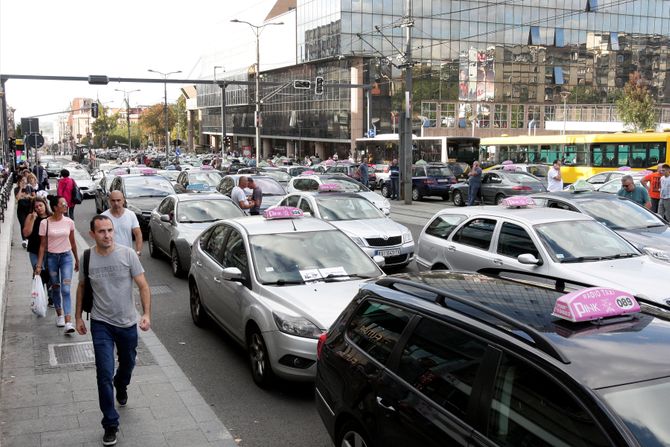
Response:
[197,224,230,323]
[446,218,499,272]
[418,214,468,268]
[491,221,546,273]
[216,229,251,341]
[152,197,174,253]
[480,173,502,204]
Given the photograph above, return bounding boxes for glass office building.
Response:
[198,0,670,157]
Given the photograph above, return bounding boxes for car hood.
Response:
[75,179,95,189]
[357,192,388,208]
[263,280,368,329]
[615,226,670,253]
[331,218,407,239]
[126,197,168,213]
[557,256,670,304]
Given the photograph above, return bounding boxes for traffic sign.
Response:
[293,80,311,89]
[26,133,45,149]
[367,128,376,138]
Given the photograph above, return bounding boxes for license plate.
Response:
[378,249,401,257]
[437,179,448,183]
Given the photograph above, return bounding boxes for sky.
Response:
[0,0,295,128]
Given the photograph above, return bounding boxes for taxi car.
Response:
[316,270,670,447]
[276,187,414,268]
[148,193,244,277]
[173,167,224,193]
[287,174,390,214]
[216,174,287,213]
[415,197,670,305]
[188,208,385,387]
[380,163,457,201]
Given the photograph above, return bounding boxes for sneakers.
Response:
[102,426,118,446]
[64,322,75,335]
[56,315,65,327]
[48,298,54,308]
[116,387,128,407]
[21,239,28,249]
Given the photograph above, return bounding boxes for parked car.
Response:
[188,211,384,386]
[381,163,457,201]
[451,170,546,206]
[325,163,376,188]
[595,173,646,194]
[173,167,224,193]
[216,174,287,213]
[316,270,670,447]
[486,162,550,185]
[287,174,390,214]
[148,193,244,277]
[44,161,64,178]
[65,169,96,198]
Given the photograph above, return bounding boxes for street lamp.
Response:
[115,88,140,151]
[231,18,284,166]
[148,68,181,158]
[560,90,571,136]
[214,65,226,161]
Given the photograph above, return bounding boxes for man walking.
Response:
[32,161,49,191]
[658,164,670,221]
[247,177,263,215]
[102,191,143,255]
[389,159,400,200]
[231,176,255,214]
[642,164,664,213]
[75,215,151,446]
[547,159,563,192]
[467,160,483,206]
[618,174,651,209]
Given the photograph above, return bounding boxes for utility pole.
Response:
[399,0,414,204]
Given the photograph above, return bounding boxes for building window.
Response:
[554,28,565,48]
[528,26,541,45]
[610,32,620,51]
[494,104,508,129]
[585,0,598,11]
[553,67,565,85]
[510,105,525,129]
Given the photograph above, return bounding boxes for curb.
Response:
[0,191,16,365]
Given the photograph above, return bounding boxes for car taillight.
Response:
[512,185,532,191]
[424,178,437,185]
[317,332,328,360]
[450,177,457,183]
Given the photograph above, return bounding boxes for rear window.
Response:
[425,214,467,239]
[506,172,543,184]
[426,167,454,177]
[527,165,549,178]
[347,301,412,364]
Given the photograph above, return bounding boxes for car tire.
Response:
[412,187,421,201]
[148,231,160,259]
[495,194,506,205]
[442,193,450,201]
[337,421,372,447]
[171,245,185,278]
[189,281,210,327]
[381,184,391,198]
[247,327,275,388]
[453,190,465,207]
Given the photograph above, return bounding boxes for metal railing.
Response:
[0,172,14,227]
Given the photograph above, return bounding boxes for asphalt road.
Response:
[69,186,447,447]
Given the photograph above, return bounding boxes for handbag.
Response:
[30,275,47,318]
[71,180,83,205]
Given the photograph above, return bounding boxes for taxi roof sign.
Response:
[263,206,304,219]
[140,168,157,175]
[500,196,535,208]
[302,170,316,175]
[552,287,640,323]
[569,179,596,193]
[187,183,210,191]
[200,165,214,170]
[318,183,343,192]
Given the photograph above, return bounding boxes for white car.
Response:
[286,173,390,214]
[66,169,96,198]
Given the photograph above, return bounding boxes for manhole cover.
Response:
[48,342,95,366]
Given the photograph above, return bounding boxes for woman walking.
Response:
[57,169,76,219]
[24,196,53,307]
[35,195,79,334]
[15,174,35,248]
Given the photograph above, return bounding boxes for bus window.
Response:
[630,143,646,167]
[648,143,665,167]
[516,145,529,163]
[563,144,586,166]
[592,144,616,167]
[616,144,631,167]
[499,145,513,162]
[527,145,541,163]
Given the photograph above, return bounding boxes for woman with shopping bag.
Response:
[35,195,79,335]
[23,196,53,306]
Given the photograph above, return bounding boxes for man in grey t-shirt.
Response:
[102,190,143,255]
[75,215,151,446]
[247,177,263,215]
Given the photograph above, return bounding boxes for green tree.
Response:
[91,102,119,147]
[615,72,657,131]
[140,104,170,146]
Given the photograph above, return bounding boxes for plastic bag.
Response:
[30,275,47,318]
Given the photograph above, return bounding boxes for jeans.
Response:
[651,198,660,214]
[91,320,138,428]
[659,198,670,222]
[46,251,73,315]
[467,182,481,206]
[67,207,74,219]
[390,177,399,199]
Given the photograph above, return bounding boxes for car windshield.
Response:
[177,200,242,223]
[159,170,181,181]
[188,171,223,187]
[250,230,380,284]
[577,198,665,230]
[261,170,291,183]
[534,220,639,262]
[317,196,385,220]
[425,166,453,177]
[323,176,368,192]
[599,177,643,194]
[526,165,549,177]
[599,377,670,446]
[124,176,175,198]
[253,177,286,195]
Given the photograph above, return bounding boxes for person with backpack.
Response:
[57,169,76,219]
[75,215,151,446]
[32,161,49,191]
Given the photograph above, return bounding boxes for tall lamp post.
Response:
[214,65,226,161]
[560,90,571,136]
[115,88,140,151]
[148,69,181,158]
[231,18,283,166]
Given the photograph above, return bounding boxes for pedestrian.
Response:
[35,195,79,334]
[389,159,400,200]
[617,175,651,209]
[247,177,263,215]
[657,164,670,221]
[23,196,53,306]
[15,175,35,248]
[547,159,563,192]
[641,164,664,213]
[102,191,143,255]
[75,215,151,446]
[467,160,483,206]
[32,161,49,191]
[358,159,369,188]
[231,176,255,214]
[57,169,76,219]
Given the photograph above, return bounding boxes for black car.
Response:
[381,163,457,201]
[316,270,670,447]
[451,170,546,206]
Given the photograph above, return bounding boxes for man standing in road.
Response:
[389,159,400,200]
[247,177,263,215]
[358,158,369,188]
[466,161,483,206]
[618,174,651,209]
[657,164,670,221]
[102,191,143,256]
[75,215,151,446]
[232,176,255,214]
[642,163,664,213]
[547,159,563,192]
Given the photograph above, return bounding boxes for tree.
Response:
[140,104,170,147]
[615,72,657,131]
[91,103,118,147]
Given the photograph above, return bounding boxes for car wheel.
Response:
[148,231,160,259]
[247,327,275,388]
[412,187,421,201]
[453,190,465,207]
[381,184,390,198]
[442,194,449,201]
[189,281,209,327]
[171,245,185,278]
[495,194,506,205]
[338,421,372,447]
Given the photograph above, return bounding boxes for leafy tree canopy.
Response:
[615,72,657,132]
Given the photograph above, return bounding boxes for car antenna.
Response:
[291,219,298,231]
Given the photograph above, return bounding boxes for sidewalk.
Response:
[0,198,237,446]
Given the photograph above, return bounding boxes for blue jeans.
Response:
[467,182,481,206]
[390,177,399,199]
[46,251,73,315]
[91,320,138,428]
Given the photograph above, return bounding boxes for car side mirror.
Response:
[373,255,386,267]
[160,214,171,223]
[221,266,243,282]
[382,208,390,216]
[517,253,542,265]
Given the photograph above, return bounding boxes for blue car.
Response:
[381,163,457,201]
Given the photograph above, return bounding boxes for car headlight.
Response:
[348,235,366,246]
[642,247,670,262]
[402,231,413,243]
[272,312,322,339]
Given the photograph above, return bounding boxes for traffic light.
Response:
[91,102,99,118]
[315,76,324,95]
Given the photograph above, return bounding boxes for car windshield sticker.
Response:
[299,269,323,282]
[552,287,640,322]
[319,266,349,280]
[556,253,565,259]
[265,267,274,272]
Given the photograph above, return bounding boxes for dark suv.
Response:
[381,163,457,201]
[315,270,670,447]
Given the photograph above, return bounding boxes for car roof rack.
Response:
[375,276,571,364]
[477,268,594,293]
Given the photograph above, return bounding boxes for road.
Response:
[69,182,448,447]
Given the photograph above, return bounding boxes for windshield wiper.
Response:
[263,279,305,286]
[560,256,605,263]
[322,273,375,282]
[599,253,638,260]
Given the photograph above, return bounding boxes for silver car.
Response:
[416,205,670,305]
[188,214,384,387]
[148,193,244,277]
[287,174,390,214]
[277,191,414,268]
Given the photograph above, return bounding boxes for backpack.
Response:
[82,249,94,317]
[71,180,83,205]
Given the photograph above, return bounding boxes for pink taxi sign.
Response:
[501,160,514,165]
[301,170,316,175]
[318,183,342,192]
[500,196,534,208]
[552,287,640,323]
[263,206,304,219]
[140,168,157,175]
[503,164,519,171]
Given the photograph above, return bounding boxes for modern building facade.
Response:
[196,0,670,160]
